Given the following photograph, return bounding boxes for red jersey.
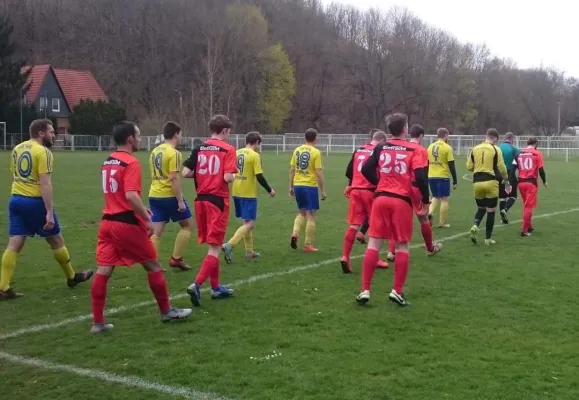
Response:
[410,144,428,183]
[516,147,544,181]
[367,139,427,199]
[183,138,237,198]
[101,151,142,215]
[346,143,377,189]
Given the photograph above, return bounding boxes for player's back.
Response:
[233,148,262,198]
[516,148,543,181]
[101,151,141,216]
[291,144,322,187]
[192,138,236,198]
[375,139,421,198]
[350,143,376,189]
[499,142,519,170]
[427,140,453,178]
[11,140,53,197]
[148,144,181,198]
[411,145,428,182]
[469,142,504,182]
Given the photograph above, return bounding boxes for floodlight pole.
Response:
[557,100,561,135]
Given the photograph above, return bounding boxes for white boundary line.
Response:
[0,351,231,400]
[462,173,472,182]
[1,207,578,343]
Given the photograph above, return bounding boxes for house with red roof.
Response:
[22,64,108,133]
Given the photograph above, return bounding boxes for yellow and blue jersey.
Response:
[290,144,322,187]
[427,140,455,179]
[233,148,263,198]
[148,144,182,198]
[11,140,53,197]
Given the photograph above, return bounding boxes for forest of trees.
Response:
[3,0,578,136]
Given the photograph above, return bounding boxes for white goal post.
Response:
[0,122,6,150]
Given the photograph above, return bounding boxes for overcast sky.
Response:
[325,0,577,79]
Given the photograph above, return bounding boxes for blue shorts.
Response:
[8,195,61,237]
[429,178,451,198]
[149,197,192,223]
[233,197,257,221]
[294,186,319,211]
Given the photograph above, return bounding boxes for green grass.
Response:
[1,152,579,400]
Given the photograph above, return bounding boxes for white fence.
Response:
[3,133,579,160]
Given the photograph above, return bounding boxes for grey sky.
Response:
[325,0,577,79]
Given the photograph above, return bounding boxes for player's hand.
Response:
[269,189,276,197]
[43,212,55,231]
[289,187,295,198]
[146,208,153,217]
[418,203,429,217]
[453,184,457,191]
[145,220,155,237]
[505,184,512,195]
[177,200,186,212]
[321,191,327,201]
[344,186,352,198]
[543,182,548,189]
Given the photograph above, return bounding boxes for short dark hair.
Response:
[372,130,387,141]
[245,131,262,145]
[486,128,499,139]
[305,128,318,142]
[208,114,232,134]
[437,128,449,138]
[29,119,53,138]
[409,124,425,138]
[163,121,181,140]
[112,121,137,145]
[369,128,380,138]
[504,132,515,141]
[527,137,538,146]
[386,113,408,137]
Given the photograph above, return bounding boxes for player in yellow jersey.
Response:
[0,119,93,300]
[148,122,193,271]
[466,128,509,245]
[289,128,326,252]
[427,128,458,228]
[222,132,275,263]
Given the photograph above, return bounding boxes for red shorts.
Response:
[194,199,229,246]
[96,220,157,267]
[519,182,538,208]
[368,196,414,242]
[411,186,423,215]
[347,189,374,225]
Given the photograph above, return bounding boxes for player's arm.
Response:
[314,152,326,196]
[182,148,198,178]
[495,147,508,182]
[38,150,55,217]
[361,145,380,186]
[447,147,458,186]
[538,153,547,186]
[289,153,296,195]
[466,149,475,172]
[223,148,237,183]
[414,167,430,205]
[124,162,152,222]
[345,152,355,186]
[168,151,185,203]
[508,159,518,183]
[254,154,274,195]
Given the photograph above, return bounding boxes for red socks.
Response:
[522,207,533,232]
[388,240,396,254]
[361,248,379,291]
[393,251,409,294]
[147,270,171,314]
[342,227,357,259]
[195,255,219,289]
[91,273,110,324]
[421,222,434,252]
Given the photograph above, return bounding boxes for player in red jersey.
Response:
[509,137,547,236]
[182,114,238,306]
[356,113,430,307]
[341,129,389,273]
[386,124,442,259]
[91,121,192,334]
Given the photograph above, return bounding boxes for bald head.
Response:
[504,132,515,142]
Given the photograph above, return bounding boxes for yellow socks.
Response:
[150,234,161,252]
[244,231,254,253]
[293,214,306,236]
[53,246,75,280]
[429,198,440,216]
[228,225,250,247]
[440,200,449,225]
[305,219,316,245]
[172,229,191,260]
[0,249,18,291]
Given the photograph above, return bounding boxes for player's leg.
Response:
[0,235,26,299]
[519,183,535,236]
[504,176,518,213]
[224,198,257,262]
[417,212,441,255]
[438,179,451,228]
[291,186,307,249]
[470,183,487,244]
[303,187,320,252]
[389,199,414,306]
[341,191,362,273]
[170,216,193,270]
[498,182,508,223]
[428,179,440,219]
[148,197,170,252]
[90,265,115,333]
[357,217,369,243]
[484,187,499,245]
[387,239,396,261]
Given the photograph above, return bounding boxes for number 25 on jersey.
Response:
[380,152,408,174]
